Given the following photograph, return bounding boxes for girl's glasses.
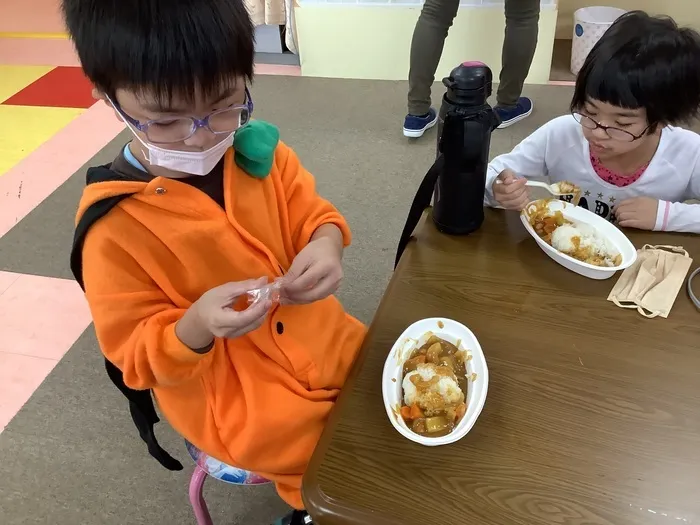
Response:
[114,88,253,144]
[572,112,649,143]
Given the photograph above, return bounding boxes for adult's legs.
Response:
[407,0,461,116]
[496,0,541,108]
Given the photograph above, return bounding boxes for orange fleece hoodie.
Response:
[76,144,366,508]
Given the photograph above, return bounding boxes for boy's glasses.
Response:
[573,112,649,142]
[114,88,253,144]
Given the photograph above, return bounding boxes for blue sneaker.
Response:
[403,108,438,138]
[494,97,533,129]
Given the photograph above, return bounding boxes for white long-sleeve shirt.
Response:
[484,115,700,233]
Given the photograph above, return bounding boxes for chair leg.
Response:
[189,465,214,525]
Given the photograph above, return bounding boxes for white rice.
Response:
[403,363,463,407]
[551,221,619,264]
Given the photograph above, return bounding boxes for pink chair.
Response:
[186,440,271,525]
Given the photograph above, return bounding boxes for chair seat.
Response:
[185,440,270,485]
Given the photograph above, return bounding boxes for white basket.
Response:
[570,6,626,76]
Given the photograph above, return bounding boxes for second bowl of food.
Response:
[520,199,637,280]
[382,318,488,447]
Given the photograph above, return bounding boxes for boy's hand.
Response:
[177,278,271,350]
[282,226,344,305]
[615,197,659,231]
[493,169,529,210]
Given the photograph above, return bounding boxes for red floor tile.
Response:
[2,66,95,109]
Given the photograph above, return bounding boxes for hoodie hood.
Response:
[75,165,148,226]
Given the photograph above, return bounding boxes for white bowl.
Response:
[381,318,489,447]
[520,199,637,280]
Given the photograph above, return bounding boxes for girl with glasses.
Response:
[485,11,700,233]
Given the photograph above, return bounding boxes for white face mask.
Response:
[130,129,234,176]
[108,97,234,176]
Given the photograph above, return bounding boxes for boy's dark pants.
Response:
[407,0,541,116]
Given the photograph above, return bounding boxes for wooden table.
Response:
[303,209,700,525]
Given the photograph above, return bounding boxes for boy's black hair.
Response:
[62,0,255,105]
[571,10,700,129]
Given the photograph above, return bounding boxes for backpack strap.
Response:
[71,165,183,471]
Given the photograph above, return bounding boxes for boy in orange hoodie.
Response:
[62,0,366,523]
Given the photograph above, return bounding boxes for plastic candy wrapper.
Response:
[246,280,283,307]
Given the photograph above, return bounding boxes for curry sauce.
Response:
[400,335,469,437]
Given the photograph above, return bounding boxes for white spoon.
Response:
[495,179,578,198]
[525,181,578,198]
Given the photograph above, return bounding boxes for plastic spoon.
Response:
[495,179,576,197]
[524,181,577,198]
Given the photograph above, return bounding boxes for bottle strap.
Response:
[395,154,444,268]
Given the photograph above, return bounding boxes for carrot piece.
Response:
[400,406,412,421]
[409,403,424,420]
[455,403,467,422]
[414,355,426,365]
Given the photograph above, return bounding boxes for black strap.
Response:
[71,166,183,471]
[395,154,444,268]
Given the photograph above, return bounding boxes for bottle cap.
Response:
[442,63,493,106]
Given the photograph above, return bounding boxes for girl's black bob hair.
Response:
[571,10,700,129]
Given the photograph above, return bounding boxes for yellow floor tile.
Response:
[0,105,84,175]
[0,65,54,103]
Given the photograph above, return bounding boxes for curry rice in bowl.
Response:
[520,199,637,280]
[382,318,489,446]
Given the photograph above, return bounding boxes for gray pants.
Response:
[407,0,541,115]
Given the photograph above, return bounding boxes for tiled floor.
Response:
[0,64,93,176]
[0,0,65,35]
[0,352,58,433]
[0,272,92,432]
[0,53,101,435]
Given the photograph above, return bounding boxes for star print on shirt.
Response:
[609,196,616,203]
[597,193,604,199]
[584,190,591,197]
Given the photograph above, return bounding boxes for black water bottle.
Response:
[432,62,500,235]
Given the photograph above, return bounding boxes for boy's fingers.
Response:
[216,298,270,329]
[224,314,267,339]
[284,264,324,293]
[236,299,271,325]
[237,313,267,335]
[217,278,269,301]
[286,276,335,304]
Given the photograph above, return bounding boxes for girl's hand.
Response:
[493,169,529,210]
[615,197,659,230]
